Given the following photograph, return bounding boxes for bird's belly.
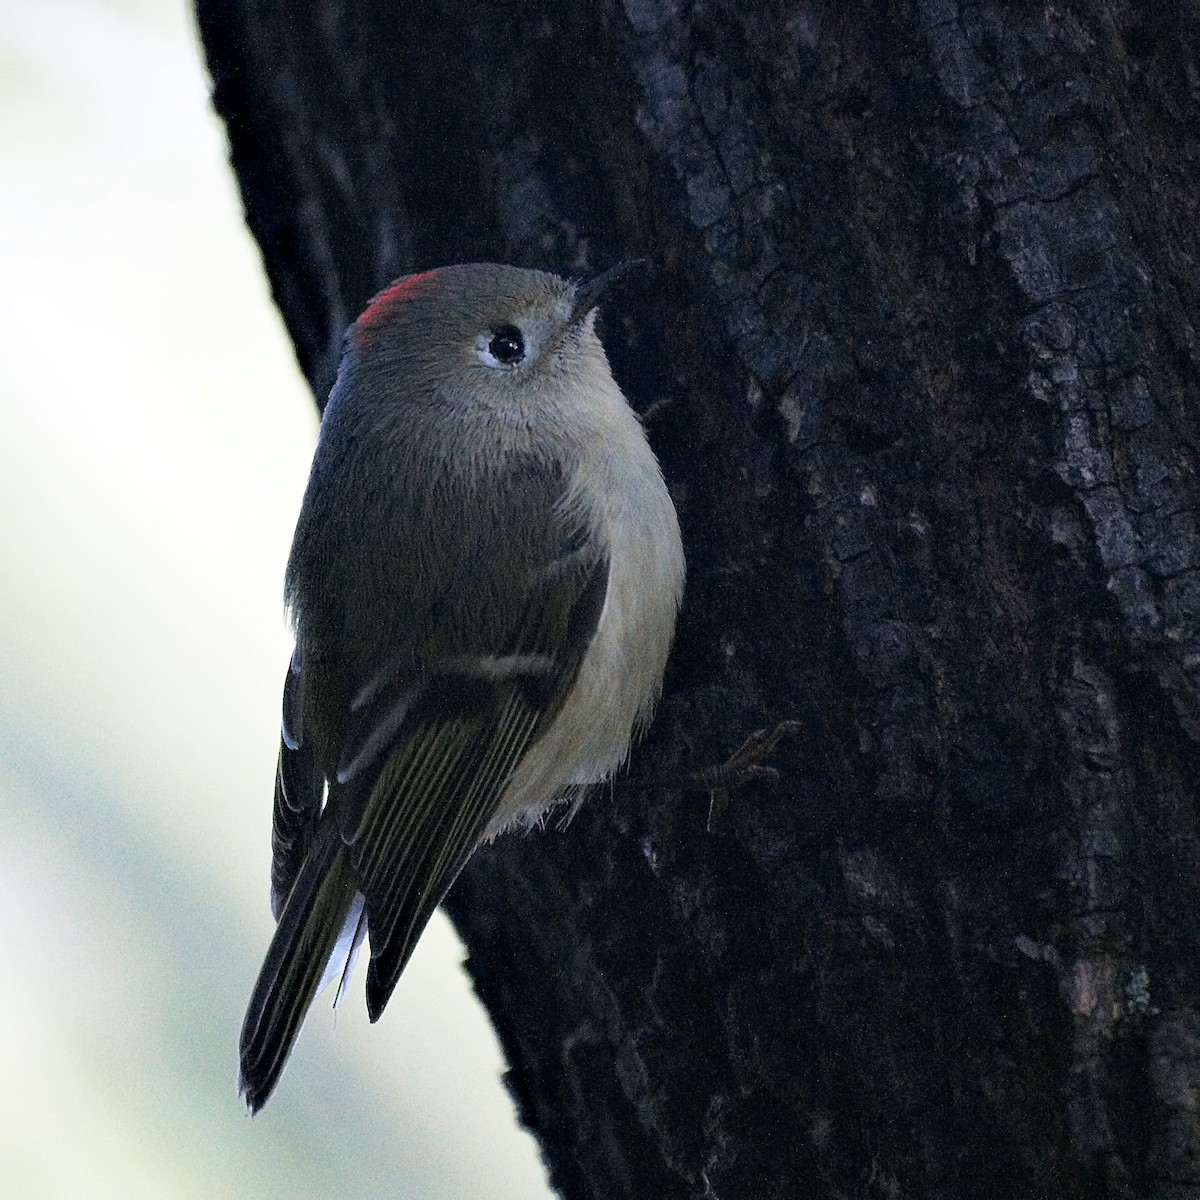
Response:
[487,487,682,834]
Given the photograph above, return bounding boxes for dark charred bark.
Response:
[194,2,1200,1196]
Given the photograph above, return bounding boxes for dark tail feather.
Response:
[238,819,357,1113]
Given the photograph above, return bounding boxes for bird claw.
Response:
[692,719,804,831]
[615,719,802,830]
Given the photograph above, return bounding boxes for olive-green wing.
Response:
[268,648,330,920]
[336,541,609,1021]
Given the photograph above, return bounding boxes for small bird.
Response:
[238,262,685,1112]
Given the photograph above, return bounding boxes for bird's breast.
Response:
[489,399,684,831]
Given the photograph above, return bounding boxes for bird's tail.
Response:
[238,819,359,1113]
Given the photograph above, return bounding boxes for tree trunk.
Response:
[194,2,1200,1195]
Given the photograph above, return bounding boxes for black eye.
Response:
[488,325,525,365]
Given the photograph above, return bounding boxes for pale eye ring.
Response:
[484,325,525,366]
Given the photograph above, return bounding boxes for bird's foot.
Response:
[686,720,804,830]
[620,719,803,831]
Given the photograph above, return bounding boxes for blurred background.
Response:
[0,0,553,1195]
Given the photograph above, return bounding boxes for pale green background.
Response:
[0,1,554,1195]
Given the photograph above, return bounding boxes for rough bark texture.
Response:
[195,2,1200,1196]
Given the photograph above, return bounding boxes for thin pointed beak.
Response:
[568,259,648,326]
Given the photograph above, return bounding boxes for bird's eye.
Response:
[487,325,525,366]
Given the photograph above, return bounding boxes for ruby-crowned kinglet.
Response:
[238,262,685,1111]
